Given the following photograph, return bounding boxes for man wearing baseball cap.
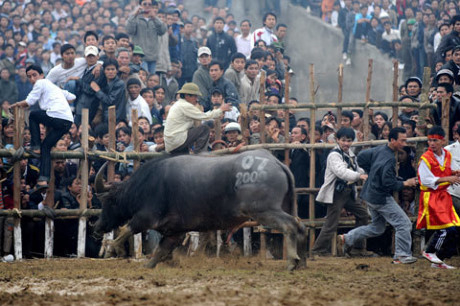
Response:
[164,82,231,154]
[192,46,214,111]
[74,46,100,125]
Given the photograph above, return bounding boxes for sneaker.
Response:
[422,251,443,264]
[336,235,351,257]
[345,58,351,65]
[392,256,417,264]
[342,52,347,60]
[431,262,456,269]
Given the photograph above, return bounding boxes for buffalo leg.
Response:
[146,234,183,268]
[105,225,132,258]
[254,211,302,271]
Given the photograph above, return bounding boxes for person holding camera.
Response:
[312,127,369,257]
[126,0,167,75]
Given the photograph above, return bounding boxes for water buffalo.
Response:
[95,149,307,270]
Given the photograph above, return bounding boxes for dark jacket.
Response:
[95,76,126,122]
[0,79,18,103]
[206,30,237,69]
[357,145,404,204]
[290,148,310,188]
[15,75,33,101]
[432,96,460,140]
[436,30,460,58]
[76,65,99,122]
[180,36,198,82]
[211,76,240,107]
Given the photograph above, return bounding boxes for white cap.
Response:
[84,46,99,57]
[198,46,211,57]
[225,122,241,133]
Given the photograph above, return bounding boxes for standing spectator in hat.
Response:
[405,76,422,99]
[11,65,74,187]
[74,46,100,125]
[180,20,198,87]
[206,16,237,69]
[130,45,145,74]
[192,46,214,111]
[164,82,231,154]
[127,0,167,74]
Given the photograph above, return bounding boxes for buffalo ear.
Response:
[95,162,110,194]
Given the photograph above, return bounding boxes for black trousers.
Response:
[312,187,369,253]
[29,110,72,181]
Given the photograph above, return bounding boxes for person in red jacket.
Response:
[417,126,460,269]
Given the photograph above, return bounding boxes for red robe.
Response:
[417,148,460,230]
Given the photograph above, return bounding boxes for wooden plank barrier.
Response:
[2,62,442,261]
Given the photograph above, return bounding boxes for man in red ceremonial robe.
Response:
[417,126,460,269]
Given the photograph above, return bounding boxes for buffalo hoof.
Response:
[287,258,300,271]
[145,259,158,269]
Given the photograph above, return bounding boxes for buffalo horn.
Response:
[95,162,110,194]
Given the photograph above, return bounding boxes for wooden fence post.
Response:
[337,64,344,129]
[363,59,373,140]
[259,70,266,144]
[131,109,143,259]
[308,64,316,258]
[77,109,89,258]
[13,108,23,260]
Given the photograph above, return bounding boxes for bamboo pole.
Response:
[107,106,116,182]
[44,165,55,258]
[77,109,89,258]
[441,97,450,140]
[240,104,249,145]
[413,67,431,255]
[337,64,344,128]
[259,70,266,144]
[392,61,399,126]
[13,107,23,260]
[249,101,434,110]
[363,59,373,140]
[259,70,267,259]
[284,71,290,167]
[131,109,143,259]
[308,64,316,258]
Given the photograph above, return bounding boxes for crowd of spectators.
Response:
[300,0,460,81]
[0,0,458,261]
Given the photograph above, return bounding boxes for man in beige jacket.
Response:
[164,82,231,154]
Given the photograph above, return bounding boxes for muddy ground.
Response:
[0,254,458,305]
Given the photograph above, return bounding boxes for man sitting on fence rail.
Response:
[313,127,370,257]
[12,65,74,188]
[337,127,418,264]
[164,82,231,154]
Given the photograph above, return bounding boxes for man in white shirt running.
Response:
[12,65,74,186]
